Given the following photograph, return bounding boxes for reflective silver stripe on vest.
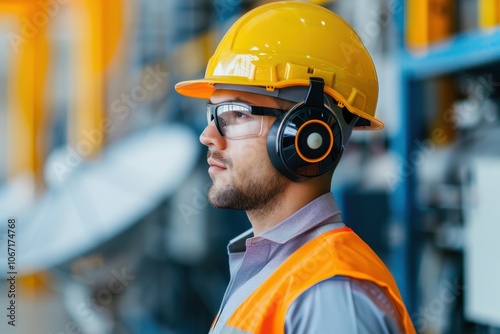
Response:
[219,326,252,334]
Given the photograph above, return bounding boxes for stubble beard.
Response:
[208,162,288,212]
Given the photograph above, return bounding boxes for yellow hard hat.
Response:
[175,1,383,130]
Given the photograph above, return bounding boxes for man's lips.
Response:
[207,158,226,172]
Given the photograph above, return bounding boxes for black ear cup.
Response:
[267,77,344,182]
[267,103,343,182]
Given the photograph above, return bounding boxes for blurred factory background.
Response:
[1,0,500,333]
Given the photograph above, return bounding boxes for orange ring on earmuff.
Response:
[295,119,334,163]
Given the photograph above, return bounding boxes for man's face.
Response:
[199,90,293,211]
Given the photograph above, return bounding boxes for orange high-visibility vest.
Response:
[213,227,416,334]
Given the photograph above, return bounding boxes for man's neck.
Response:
[246,185,329,236]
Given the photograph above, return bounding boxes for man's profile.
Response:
[175,2,416,333]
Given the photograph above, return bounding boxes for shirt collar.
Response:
[228,192,342,253]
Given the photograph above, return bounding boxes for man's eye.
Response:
[234,111,248,119]
[226,110,252,123]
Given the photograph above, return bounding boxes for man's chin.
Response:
[207,186,224,208]
[208,186,238,209]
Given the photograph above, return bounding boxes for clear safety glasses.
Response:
[206,102,286,139]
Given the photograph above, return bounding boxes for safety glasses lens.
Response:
[207,103,264,139]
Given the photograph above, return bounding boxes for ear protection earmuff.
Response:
[267,77,344,182]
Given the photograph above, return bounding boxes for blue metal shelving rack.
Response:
[392,0,500,316]
[402,28,500,79]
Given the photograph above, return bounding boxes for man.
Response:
[175,2,416,333]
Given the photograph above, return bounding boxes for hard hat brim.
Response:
[175,79,384,130]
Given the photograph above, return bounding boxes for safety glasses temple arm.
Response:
[250,106,287,117]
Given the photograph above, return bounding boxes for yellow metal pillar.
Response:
[1,1,49,186]
[406,0,455,50]
[67,0,123,158]
[479,0,500,28]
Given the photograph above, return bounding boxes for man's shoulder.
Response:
[285,276,404,333]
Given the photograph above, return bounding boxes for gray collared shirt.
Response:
[211,192,404,334]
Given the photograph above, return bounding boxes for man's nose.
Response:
[199,121,226,150]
